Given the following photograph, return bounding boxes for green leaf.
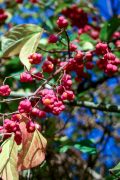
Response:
[59,139,96,154]
[1,24,43,57]
[55,3,70,14]
[59,145,71,153]
[82,42,94,50]
[114,51,120,58]
[19,32,43,70]
[80,33,95,44]
[114,86,120,94]
[74,144,96,154]
[0,135,18,180]
[109,162,120,178]
[100,17,120,42]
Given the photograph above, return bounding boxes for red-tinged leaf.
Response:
[0,135,19,180]
[17,116,47,171]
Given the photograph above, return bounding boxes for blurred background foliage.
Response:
[0,0,120,179]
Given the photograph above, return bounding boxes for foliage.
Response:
[0,0,120,179]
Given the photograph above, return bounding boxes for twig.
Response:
[64,30,71,58]
[67,100,120,113]
[38,47,68,54]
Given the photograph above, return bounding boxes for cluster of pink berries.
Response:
[78,25,100,40]
[16,0,38,4]
[96,42,120,76]
[0,113,41,147]
[40,89,65,115]
[0,9,8,23]
[112,31,120,49]
[3,116,22,145]
[57,74,75,101]
[63,50,94,79]
[62,4,88,28]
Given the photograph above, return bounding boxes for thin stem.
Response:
[3,73,20,85]
[64,30,71,58]
[38,47,68,54]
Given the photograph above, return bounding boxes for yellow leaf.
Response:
[0,135,18,180]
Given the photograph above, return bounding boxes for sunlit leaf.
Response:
[0,135,18,180]
[19,32,43,70]
[1,24,43,57]
[18,117,47,171]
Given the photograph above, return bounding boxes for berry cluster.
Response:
[0,113,41,147]
[2,116,22,145]
[64,50,94,79]
[78,25,100,40]
[0,9,8,23]
[112,31,120,49]
[62,5,88,28]
[41,89,65,115]
[96,43,120,76]
[31,108,46,118]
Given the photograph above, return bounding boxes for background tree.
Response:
[0,0,120,179]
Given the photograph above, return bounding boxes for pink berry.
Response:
[48,34,58,43]
[26,121,35,133]
[104,52,116,61]
[11,114,20,122]
[74,50,84,61]
[0,85,11,96]
[16,0,23,3]
[28,53,42,64]
[42,61,54,73]
[38,110,46,118]
[86,62,94,69]
[20,72,33,83]
[61,90,75,101]
[18,99,32,113]
[85,52,93,61]
[70,43,77,52]
[57,16,68,28]
[115,40,120,48]
[30,0,38,3]
[14,131,22,145]
[31,107,40,116]
[0,9,8,22]
[96,42,108,55]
